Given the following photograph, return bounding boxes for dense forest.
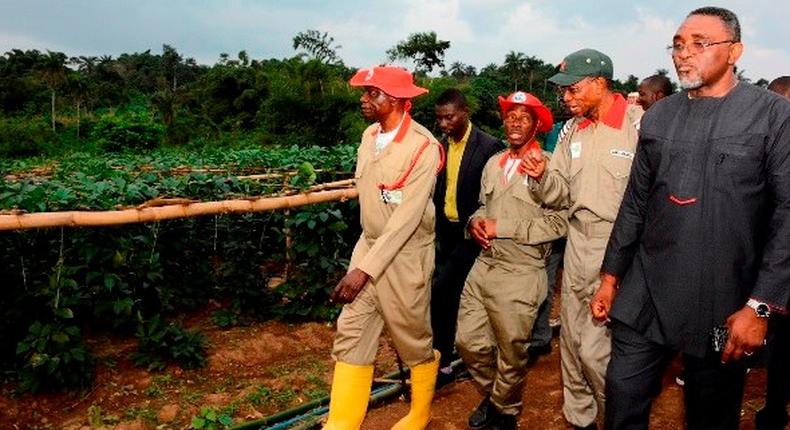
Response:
[0,30,692,160]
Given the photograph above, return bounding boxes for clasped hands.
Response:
[468,217,497,250]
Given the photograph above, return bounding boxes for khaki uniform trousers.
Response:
[456,258,547,415]
[332,237,435,367]
[560,220,612,427]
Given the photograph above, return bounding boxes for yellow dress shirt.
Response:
[443,121,472,222]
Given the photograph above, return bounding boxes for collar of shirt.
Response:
[577,93,628,131]
[448,121,472,146]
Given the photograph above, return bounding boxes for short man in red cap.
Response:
[323,66,443,430]
[456,91,567,430]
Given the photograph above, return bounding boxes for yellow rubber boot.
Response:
[322,361,374,430]
[391,351,441,430]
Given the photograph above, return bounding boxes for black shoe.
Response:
[573,424,597,430]
[436,369,455,390]
[526,343,552,366]
[755,406,789,430]
[468,396,496,429]
[490,413,517,430]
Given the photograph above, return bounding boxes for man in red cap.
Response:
[456,91,567,430]
[323,66,443,430]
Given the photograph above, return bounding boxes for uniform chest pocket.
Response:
[601,152,633,198]
[602,151,633,180]
[712,135,764,192]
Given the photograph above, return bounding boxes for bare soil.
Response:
[0,308,770,430]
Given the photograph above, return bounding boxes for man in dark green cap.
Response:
[522,48,642,430]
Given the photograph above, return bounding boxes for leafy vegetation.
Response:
[0,28,732,395]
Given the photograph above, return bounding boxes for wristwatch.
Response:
[746,298,771,318]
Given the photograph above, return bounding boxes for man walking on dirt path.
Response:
[591,7,790,430]
[456,91,566,430]
[323,66,444,430]
[521,48,643,430]
[431,88,503,389]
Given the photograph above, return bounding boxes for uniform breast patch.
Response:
[380,189,402,205]
[570,141,582,159]
[610,149,634,160]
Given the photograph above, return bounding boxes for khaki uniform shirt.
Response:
[352,114,442,279]
[540,94,643,224]
[471,149,568,270]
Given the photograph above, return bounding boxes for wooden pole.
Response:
[0,188,358,231]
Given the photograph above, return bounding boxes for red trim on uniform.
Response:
[393,114,412,143]
[498,139,541,173]
[577,93,628,131]
[368,113,412,141]
[378,138,444,191]
[669,195,698,206]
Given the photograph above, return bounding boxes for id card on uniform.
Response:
[570,141,582,159]
[380,189,403,205]
[610,149,635,160]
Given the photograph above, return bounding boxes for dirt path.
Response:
[0,316,769,429]
[365,335,767,430]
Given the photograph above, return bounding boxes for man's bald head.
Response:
[768,76,790,100]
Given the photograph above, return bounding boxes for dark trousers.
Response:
[605,320,746,430]
[431,217,480,367]
[756,313,790,429]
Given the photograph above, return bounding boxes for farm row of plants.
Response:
[0,145,360,393]
[1,143,357,212]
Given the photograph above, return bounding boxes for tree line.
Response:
[0,30,769,160]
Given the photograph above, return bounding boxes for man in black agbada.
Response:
[590,7,790,430]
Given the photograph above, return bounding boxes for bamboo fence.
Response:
[0,180,357,231]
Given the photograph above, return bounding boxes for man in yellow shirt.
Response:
[432,88,503,386]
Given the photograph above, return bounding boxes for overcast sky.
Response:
[1,0,788,82]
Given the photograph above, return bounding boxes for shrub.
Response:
[132,314,207,371]
[16,319,95,393]
[0,117,57,158]
[91,107,164,152]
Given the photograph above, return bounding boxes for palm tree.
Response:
[503,51,528,91]
[36,51,68,132]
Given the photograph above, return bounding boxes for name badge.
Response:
[380,189,403,205]
[610,149,634,160]
[570,141,582,159]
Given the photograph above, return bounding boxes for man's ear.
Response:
[728,42,744,65]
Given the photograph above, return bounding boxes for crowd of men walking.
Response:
[321,6,790,430]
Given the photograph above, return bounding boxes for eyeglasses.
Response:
[556,77,593,97]
[666,40,735,56]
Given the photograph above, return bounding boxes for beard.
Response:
[679,77,703,90]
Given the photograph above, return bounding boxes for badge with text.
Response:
[380,189,403,205]
[570,141,582,159]
[610,149,634,160]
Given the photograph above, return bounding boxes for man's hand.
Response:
[721,306,768,363]
[331,268,371,304]
[590,273,619,322]
[468,217,490,250]
[522,149,547,179]
[482,218,497,239]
